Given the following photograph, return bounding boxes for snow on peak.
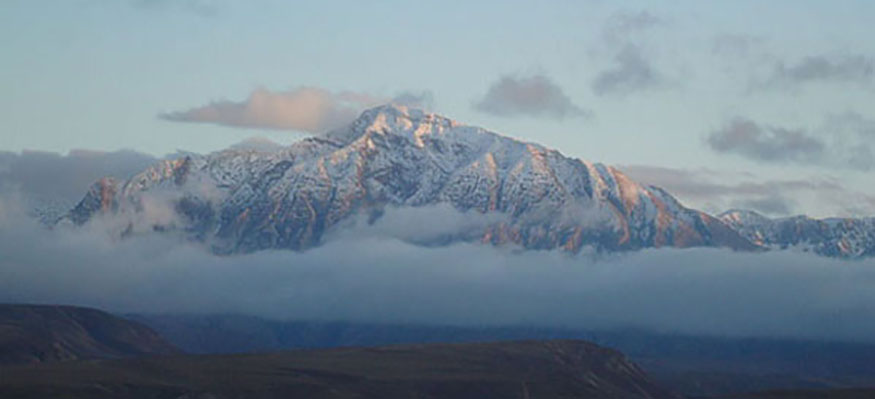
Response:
[325,104,463,146]
[718,209,770,226]
[65,103,761,255]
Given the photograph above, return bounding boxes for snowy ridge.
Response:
[66,104,755,254]
[719,209,875,258]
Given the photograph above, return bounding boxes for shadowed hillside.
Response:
[0,304,179,365]
[131,314,875,397]
[0,339,680,399]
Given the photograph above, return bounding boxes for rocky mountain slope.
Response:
[64,104,753,254]
[0,339,681,399]
[0,304,179,365]
[719,210,875,258]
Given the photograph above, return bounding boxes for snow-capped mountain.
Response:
[66,104,755,254]
[719,209,875,258]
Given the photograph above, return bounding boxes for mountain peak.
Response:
[65,105,762,255]
[718,209,770,224]
[325,104,461,145]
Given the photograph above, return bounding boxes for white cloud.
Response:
[161,87,433,134]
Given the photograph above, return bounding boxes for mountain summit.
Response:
[66,104,755,254]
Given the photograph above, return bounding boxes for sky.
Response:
[2,1,875,344]
[2,0,875,217]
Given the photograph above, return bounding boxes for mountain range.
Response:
[61,104,874,258]
[719,210,875,258]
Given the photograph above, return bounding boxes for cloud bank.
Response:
[161,87,432,134]
[473,75,589,119]
[2,193,875,343]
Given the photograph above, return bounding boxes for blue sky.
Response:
[2,0,875,217]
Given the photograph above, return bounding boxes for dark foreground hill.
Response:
[715,387,875,399]
[0,339,681,399]
[131,314,875,397]
[0,304,178,365]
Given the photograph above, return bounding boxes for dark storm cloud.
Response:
[707,118,825,163]
[162,87,433,134]
[2,195,875,343]
[473,75,589,119]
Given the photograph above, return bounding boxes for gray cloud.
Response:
[770,55,875,87]
[601,10,664,45]
[707,114,875,170]
[592,44,664,96]
[161,87,432,134]
[391,90,435,111]
[0,150,157,218]
[2,195,875,343]
[591,11,667,97]
[707,118,825,163]
[473,75,589,119]
[731,196,794,216]
[618,164,872,217]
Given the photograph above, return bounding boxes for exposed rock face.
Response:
[66,104,753,254]
[0,304,179,365]
[720,209,875,258]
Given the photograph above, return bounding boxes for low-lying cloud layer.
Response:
[2,193,875,343]
[474,75,589,119]
[161,87,432,134]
